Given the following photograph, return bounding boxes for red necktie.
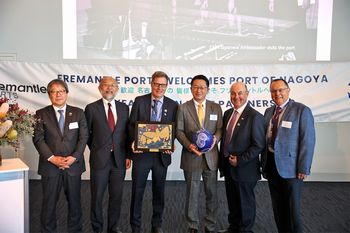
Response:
[223,110,238,157]
[271,107,282,148]
[108,103,115,132]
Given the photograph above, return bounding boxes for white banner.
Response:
[0,61,349,122]
[1,61,350,180]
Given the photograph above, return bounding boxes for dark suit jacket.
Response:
[219,104,265,182]
[85,99,129,170]
[33,105,88,176]
[128,93,178,167]
[262,99,316,179]
[176,99,223,171]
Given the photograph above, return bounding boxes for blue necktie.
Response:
[151,100,160,122]
[58,109,64,134]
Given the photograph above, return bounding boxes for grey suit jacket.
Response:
[33,105,88,176]
[176,99,222,171]
[262,99,316,179]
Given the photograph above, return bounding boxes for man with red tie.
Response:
[85,76,131,233]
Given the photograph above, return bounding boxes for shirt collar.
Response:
[103,98,115,108]
[277,98,290,110]
[53,105,67,112]
[234,101,248,114]
[152,96,164,104]
[193,99,206,108]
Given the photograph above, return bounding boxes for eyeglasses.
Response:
[191,86,208,91]
[152,82,167,89]
[50,89,66,95]
[270,87,289,94]
[101,83,118,88]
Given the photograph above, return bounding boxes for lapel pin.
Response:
[68,112,72,116]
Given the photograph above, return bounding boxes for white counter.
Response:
[0,158,29,233]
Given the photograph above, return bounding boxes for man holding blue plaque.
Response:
[176,74,223,233]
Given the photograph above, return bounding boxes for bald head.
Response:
[230,82,249,109]
[98,76,119,101]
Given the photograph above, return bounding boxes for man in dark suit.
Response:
[33,79,88,233]
[85,76,131,233]
[219,82,265,233]
[176,75,222,233]
[262,79,316,233]
[128,71,178,233]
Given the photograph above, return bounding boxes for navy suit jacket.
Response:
[85,99,129,170]
[33,105,88,176]
[262,99,316,179]
[219,104,265,182]
[128,93,178,167]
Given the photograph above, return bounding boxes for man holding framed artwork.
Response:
[128,71,178,233]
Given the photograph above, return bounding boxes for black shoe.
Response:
[132,226,141,233]
[108,227,122,233]
[217,229,232,233]
[188,228,198,233]
[151,227,164,233]
[205,229,216,233]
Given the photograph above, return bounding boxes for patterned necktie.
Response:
[151,100,159,122]
[198,104,204,128]
[271,107,282,148]
[108,103,115,131]
[58,109,64,134]
[223,110,238,157]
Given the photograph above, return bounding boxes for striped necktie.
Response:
[151,100,160,122]
[223,110,238,156]
[271,107,282,148]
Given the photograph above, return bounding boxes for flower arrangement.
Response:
[0,98,36,152]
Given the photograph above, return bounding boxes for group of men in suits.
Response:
[33,74,315,233]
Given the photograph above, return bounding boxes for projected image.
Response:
[74,0,321,62]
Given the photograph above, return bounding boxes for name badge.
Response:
[69,122,79,129]
[210,114,218,121]
[281,121,292,129]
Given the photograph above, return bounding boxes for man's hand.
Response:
[209,135,217,151]
[49,156,70,169]
[298,173,307,180]
[189,143,203,156]
[131,141,143,154]
[228,155,238,167]
[126,158,132,169]
[64,156,77,167]
[163,144,175,155]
